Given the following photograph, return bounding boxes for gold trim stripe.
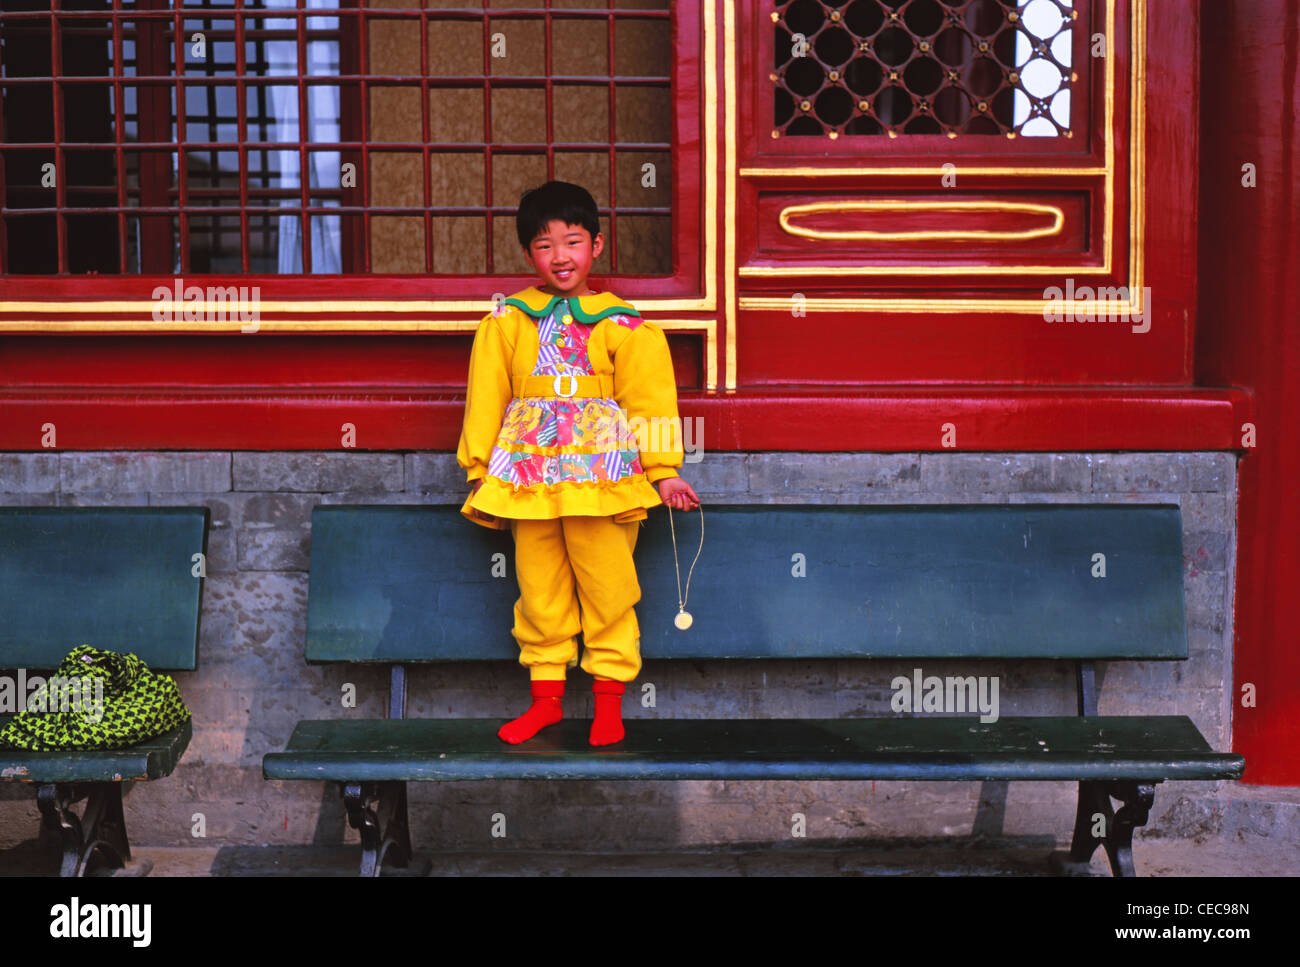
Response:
[33,298,1117,319]
[741,165,1108,177]
[741,263,1106,277]
[735,0,1140,307]
[703,0,717,315]
[0,0,721,352]
[652,317,719,393]
[1129,0,1147,312]
[0,315,716,388]
[738,297,1142,315]
[777,200,1066,242]
[0,297,695,315]
[1102,0,1115,276]
[723,0,736,390]
[739,0,1120,281]
[0,318,482,332]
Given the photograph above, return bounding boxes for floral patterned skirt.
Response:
[464,395,662,526]
[487,395,645,486]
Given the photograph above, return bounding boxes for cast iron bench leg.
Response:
[342,781,413,877]
[37,783,132,878]
[1103,781,1157,877]
[1049,780,1157,877]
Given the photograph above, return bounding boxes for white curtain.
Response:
[1014,0,1073,137]
[265,0,342,273]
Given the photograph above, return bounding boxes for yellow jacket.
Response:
[456,286,684,530]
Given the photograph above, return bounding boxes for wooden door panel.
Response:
[729,0,1184,385]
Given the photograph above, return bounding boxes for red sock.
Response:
[498,680,565,744]
[589,679,626,746]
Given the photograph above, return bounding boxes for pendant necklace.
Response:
[667,502,704,630]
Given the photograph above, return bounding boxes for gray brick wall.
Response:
[0,451,1254,855]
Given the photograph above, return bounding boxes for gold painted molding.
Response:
[734,0,1143,309]
[741,165,1108,178]
[738,296,1139,314]
[739,0,1125,282]
[0,0,721,381]
[777,200,1066,242]
[0,297,699,315]
[1128,0,1147,312]
[741,263,1108,277]
[661,317,718,392]
[0,318,483,332]
[723,0,736,390]
[0,315,719,390]
[704,0,718,317]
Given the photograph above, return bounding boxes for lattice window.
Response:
[0,0,672,276]
[772,0,1075,137]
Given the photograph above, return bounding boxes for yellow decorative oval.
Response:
[778,200,1066,242]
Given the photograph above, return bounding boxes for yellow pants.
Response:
[508,514,642,683]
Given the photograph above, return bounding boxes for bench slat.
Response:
[263,716,1242,782]
[305,505,1188,663]
[0,718,192,783]
[0,508,209,671]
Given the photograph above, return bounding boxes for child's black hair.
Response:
[516,181,601,251]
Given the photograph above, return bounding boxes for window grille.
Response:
[0,0,672,276]
[772,0,1075,137]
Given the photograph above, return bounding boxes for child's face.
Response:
[523,219,604,297]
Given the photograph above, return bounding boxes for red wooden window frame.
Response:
[0,1,698,305]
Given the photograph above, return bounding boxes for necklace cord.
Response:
[667,502,704,609]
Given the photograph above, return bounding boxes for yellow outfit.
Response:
[456,286,684,682]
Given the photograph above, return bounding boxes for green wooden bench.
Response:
[0,507,208,876]
[264,503,1243,876]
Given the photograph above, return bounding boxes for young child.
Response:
[457,181,700,747]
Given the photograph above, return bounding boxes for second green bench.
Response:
[264,503,1243,876]
[0,507,208,876]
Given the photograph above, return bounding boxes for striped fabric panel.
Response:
[603,448,623,480]
[488,448,513,479]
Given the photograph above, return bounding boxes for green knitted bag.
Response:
[0,645,190,752]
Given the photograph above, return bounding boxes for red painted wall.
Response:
[0,1,1293,782]
[1197,0,1300,784]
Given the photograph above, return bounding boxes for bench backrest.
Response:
[0,507,209,671]
[305,504,1187,663]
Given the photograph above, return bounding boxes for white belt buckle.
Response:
[553,373,579,398]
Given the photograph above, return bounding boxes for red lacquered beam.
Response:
[0,386,1251,453]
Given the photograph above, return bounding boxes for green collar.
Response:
[503,286,640,323]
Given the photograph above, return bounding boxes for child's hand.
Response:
[472,478,484,496]
[657,476,700,511]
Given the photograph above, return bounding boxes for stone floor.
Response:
[0,836,1293,877]
[5,783,1296,877]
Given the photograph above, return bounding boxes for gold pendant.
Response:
[667,502,703,632]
